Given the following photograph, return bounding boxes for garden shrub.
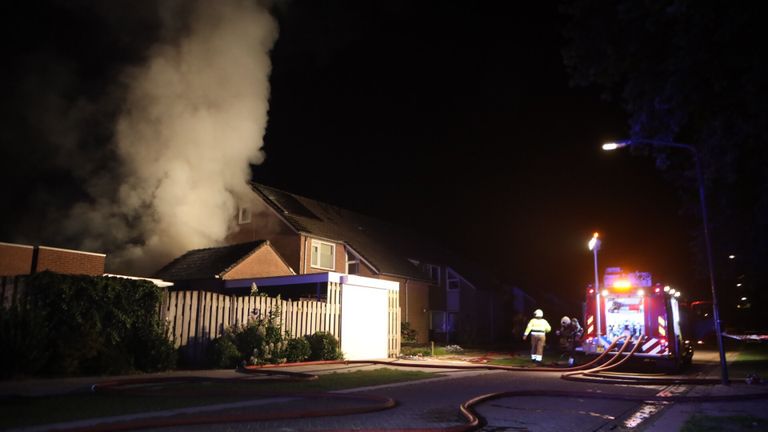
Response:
[207,331,241,369]
[285,337,311,363]
[401,322,418,344]
[305,331,343,360]
[1,271,176,377]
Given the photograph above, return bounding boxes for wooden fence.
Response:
[163,283,342,365]
[2,276,401,364]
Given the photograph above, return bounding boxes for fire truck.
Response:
[579,267,694,369]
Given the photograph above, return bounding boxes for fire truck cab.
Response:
[579,267,694,369]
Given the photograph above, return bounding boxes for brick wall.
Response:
[36,246,105,276]
[223,243,294,279]
[0,242,105,276]
[0,243,34,276]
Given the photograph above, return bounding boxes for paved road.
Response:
[144,366,667,432]
[7,349,766,432]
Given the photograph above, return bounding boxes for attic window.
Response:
[238,207,251,224]
[311,239,335,270]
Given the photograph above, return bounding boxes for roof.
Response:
[154,240,270,281]
[251,183,431,281]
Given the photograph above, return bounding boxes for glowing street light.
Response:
[588,232,602,337]
[603,138,729,385]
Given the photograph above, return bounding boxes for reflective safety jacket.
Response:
[524,318,552,336]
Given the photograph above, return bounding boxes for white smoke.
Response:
[65,0,278,275]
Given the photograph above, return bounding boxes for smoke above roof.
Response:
[57,0,278,275]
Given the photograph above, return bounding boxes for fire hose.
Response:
[68,335,768,432]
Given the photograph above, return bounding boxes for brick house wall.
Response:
[222,244,294,279]
[381,275,432,344]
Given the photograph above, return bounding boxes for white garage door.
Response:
[340,284,389,360]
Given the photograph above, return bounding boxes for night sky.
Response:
[1,1,701,308]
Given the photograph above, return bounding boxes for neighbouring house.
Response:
[154,241,400,362]
[154,240,295,291]
[227,182,523,345]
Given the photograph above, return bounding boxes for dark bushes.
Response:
[305,331,343,361]
[0,272,176,378]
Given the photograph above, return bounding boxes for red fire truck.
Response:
[579,267,694,369]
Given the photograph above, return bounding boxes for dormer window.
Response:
[238,207,251,224]
[310,239,335,270]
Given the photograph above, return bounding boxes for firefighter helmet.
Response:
[534,309,543,318]
[561,316,571,326]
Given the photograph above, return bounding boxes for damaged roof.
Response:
[154,240,270,281]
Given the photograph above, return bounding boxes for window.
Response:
[238,207,251,224]
[310,240,335,270]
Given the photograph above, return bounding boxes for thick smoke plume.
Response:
[65,0,278,275]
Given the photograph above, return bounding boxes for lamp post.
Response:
[603,138,729,385]
[588,232,601,337]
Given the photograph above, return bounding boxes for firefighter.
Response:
[523,309,551,363]
[557,316,583,366]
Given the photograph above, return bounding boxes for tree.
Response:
[561,0,768,326]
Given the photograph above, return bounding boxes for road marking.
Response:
[622,384,687,429]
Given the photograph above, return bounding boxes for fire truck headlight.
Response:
[601,289,609,297]
[663,285,671,292]
[674,292,681,298]
[637,289,645,296]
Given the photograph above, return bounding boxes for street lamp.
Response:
[588,232,601,338]
[603,138,729,385]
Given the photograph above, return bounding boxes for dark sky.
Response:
[258,1,698,305]
[0,1,700,307]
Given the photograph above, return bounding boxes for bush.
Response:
[207,331,242,369]
[2,272,177,377]
[285,337,311,363]
[305,331,343,361]
[401,322,418,344]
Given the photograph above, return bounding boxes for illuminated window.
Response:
[311,240,335,270]
[238,207,251,224]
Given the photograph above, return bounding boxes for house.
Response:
[227,182,519,345]
[154,241,400,361]
[154,240,295,291]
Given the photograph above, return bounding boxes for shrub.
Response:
[2,272,177,377]
[207,331,242,369]
[285,337,311,363]
[401,322,418,344]
[305,331,343,361]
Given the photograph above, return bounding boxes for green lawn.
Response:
[729,342,768,378]
[0,368,435,429]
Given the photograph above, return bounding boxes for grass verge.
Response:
[0,368,435,429]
